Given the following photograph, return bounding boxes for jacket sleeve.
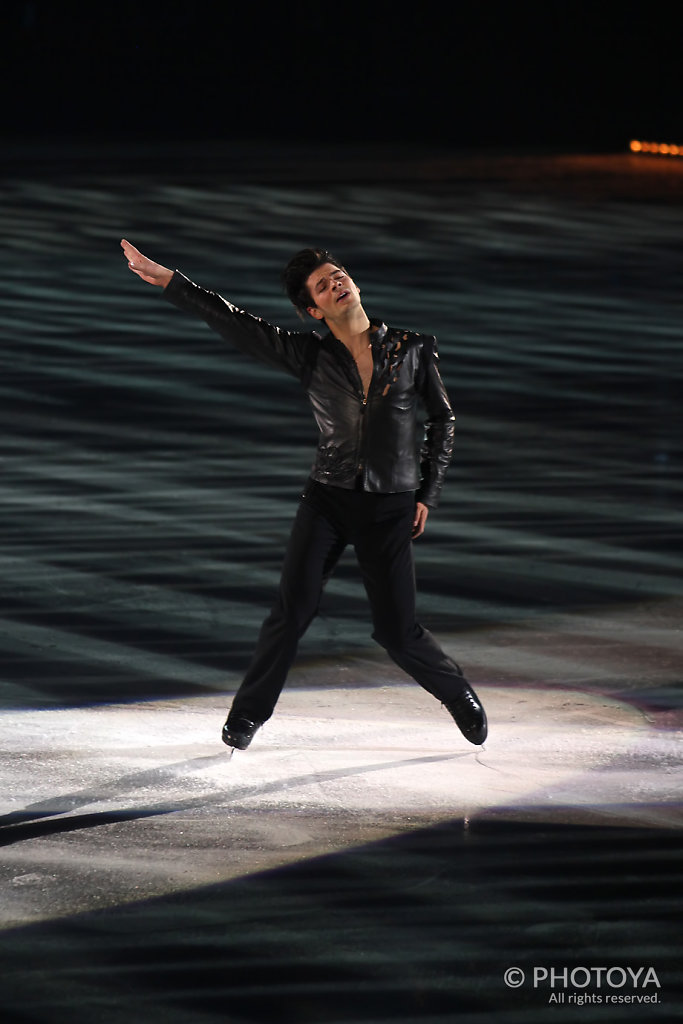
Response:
[415,335,456,508]
[163,270,314,381]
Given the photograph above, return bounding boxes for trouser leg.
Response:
[353,498,468,704]
[230,500,346,722]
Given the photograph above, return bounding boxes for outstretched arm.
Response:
[121,238,173,288]
[121,241,313,380]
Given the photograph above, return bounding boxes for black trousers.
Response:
[230,480,468,722]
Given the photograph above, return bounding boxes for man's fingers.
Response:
[121,239,144,266]
[412,502,429,539]
[121,240,150,275]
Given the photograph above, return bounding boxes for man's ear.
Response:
[307,306,325,320]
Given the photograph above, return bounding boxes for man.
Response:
[120,239,487,751]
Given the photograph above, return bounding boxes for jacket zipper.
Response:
[334,334,373,486]
[357,393,368,483]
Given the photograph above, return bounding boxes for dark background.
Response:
[3,0,682,150]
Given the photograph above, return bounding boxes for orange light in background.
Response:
[630,139,683,157]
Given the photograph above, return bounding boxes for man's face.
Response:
[305,262,361,322]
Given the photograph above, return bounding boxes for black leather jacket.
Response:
[164,271,456,508]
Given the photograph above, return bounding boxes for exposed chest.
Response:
[310,330,417,403]
[354,347,374,398]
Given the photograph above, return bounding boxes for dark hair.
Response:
[282,248,345,317]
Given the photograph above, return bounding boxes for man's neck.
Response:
[326,306,373,358]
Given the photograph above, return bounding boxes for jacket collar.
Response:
[321,317,387,352]
[369,318,387,346]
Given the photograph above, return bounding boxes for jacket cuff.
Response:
[416,489,440,510]
[163,269,191,305]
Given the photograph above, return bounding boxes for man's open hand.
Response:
[121,239,173,287]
